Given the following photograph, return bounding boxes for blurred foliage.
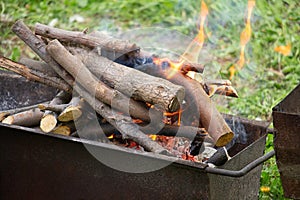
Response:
[1,0,299,199]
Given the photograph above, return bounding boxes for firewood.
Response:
[0,101,49,122]
[72,49,185,112]
[19,57,58,77]
[12,20,74,88]
[135,64,234,147]
[38,103,69,113]
[52,122,76,136]
[40,90,71,133]
[57,96,82,122]
[74,84,169,154]
[12,21,154,122]
[46,39,154,122]
[0,55,71,92]
[35,23,139,55]
[2,108,43,127]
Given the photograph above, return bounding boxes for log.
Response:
[135,64,234,147]
[0,55,71,92]
[52,122,76,136]
[73,49,185,112]
[35,23,139,55]
[46,39,154,122]
[38,103,69,113]
[12,20,74,88]
[2,108,43,126]
[74,84,169,154]
[57,96,82,122]
[40,90,71,133]
[19,57,58,77]
[204,84,239,98]
[12,21,154,122]
[0,101,49,122]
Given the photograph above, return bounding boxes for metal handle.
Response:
[204,150,275,177]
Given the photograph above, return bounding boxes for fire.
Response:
[230,0,255,78]
[107,134,114,139]
[274,43,291,56]
[153,57,185,79]
[149,134,157,141]
[164,109,183,126]
[180,0,209,63]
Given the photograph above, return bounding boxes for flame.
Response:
[180,0,209,63]
[149,134,157,141]
[230,0,255,78]
[274,43,291,56]
[153,57,185,79]
[164,109,183,126]
[107,134,114,139]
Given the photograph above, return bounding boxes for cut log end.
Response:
[57,106,82,122]
[40,114,57,133]
[215,132,234,147]
[0,112,9,122]
[2,116,14,124]
[52,125,71,136]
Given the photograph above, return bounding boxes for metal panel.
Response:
[273,84,300,199]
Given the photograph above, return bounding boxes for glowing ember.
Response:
[180,0,209,63]
[149,134,157,141]
[107,134,114,139]
[230,0,256,79]
[274,43,291,56]
[132,118,144,124]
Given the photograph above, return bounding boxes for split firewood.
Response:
[40,90,71,133]
[35,23,139,55]
[74,84,169,155]
[57,96,83,122]
[2,108,43,127]
[135,64,234,147]
[46,39,156,122]
[19,57,58,77]
[0,55,71,92]
[71,48,185,112]
[0,101,49,122]
[52,122,76,136]
[12,21,155,122]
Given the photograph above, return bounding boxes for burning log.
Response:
[39,90,71,133]
[75,85,169,154]
[35,23,139,55]
[2,108,43,127]
[0,55,71,92]
[135,64,234,147]
[46,39,153,122]
[72,49,185,112]
[0,102,49,122]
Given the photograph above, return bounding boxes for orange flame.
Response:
[230,0,255,78]
[180,0,209,63]
[274,43,291,56]
[107,134,114,139]
[153,57,185,79]
[164,109,183,126]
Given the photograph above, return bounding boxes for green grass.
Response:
[1,0,299,198]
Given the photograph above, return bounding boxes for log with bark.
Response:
[2,108,44,127]
[0,102,49,122]
[0,55,71,92]
[135,64,234,147]
[71,48,185,112]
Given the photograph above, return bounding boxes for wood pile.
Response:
[0,20,239,161]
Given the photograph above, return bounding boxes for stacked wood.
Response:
[0,19,240,160]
